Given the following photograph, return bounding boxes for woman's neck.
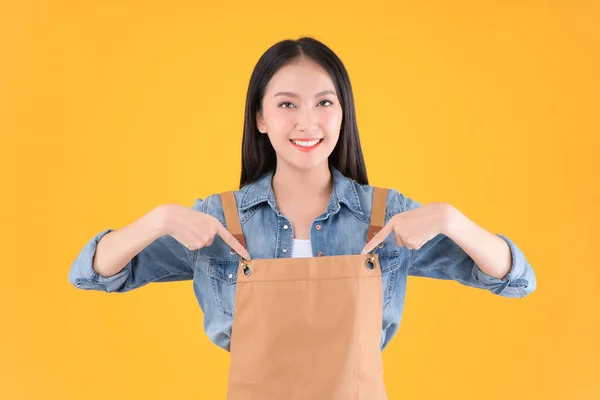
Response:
[271,162,333,206]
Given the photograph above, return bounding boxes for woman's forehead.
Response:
[265,59,334,95]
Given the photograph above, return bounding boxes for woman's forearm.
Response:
[93,206,166,278]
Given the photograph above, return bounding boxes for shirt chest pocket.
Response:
[376,249,407,308]
[206,258,239,317]
[376,249,401,275]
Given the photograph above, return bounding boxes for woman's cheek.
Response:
[264,121,285,137]
[322,113,342,132]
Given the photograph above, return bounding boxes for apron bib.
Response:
[219,187,389,400]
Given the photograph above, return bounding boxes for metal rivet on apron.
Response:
[317,251,323,257]
[315,224,321,230]
[365,257,376,270]
[240,261,252,277]
[229,248,235,254]
[378,242,384,248]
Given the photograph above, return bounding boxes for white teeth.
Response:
[292,139,321,147]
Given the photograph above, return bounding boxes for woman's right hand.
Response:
[154,204,251,260]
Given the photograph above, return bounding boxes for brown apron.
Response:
[219,187,389,400]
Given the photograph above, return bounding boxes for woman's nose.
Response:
[296,107,319,131]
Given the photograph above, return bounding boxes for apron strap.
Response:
[219,191,247,249]
[368,187,388,243]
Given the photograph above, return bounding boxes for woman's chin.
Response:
[283,157,330,172]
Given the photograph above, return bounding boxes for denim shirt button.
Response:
[282,249,288,253]
[315,225,321,230]
[317,251,323,256]
[283,225,289,230]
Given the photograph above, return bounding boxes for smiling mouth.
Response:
[289,138,323,149]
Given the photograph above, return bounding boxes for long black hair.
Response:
[239,36,369,188]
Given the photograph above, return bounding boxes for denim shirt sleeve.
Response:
[398,192,536,298]
[67,199,204,293]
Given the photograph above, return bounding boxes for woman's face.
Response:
[256,57,343,172]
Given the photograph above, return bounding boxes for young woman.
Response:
[69,37,536,399]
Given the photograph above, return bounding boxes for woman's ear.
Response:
[256,112,266,133]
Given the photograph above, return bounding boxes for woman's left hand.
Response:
[361,202,455,254]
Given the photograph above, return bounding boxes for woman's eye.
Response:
[279,100,333,108]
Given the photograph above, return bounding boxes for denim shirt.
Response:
[68,166,536,352]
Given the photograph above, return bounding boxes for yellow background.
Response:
[1,1,598,399]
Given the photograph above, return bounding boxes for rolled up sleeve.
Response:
[68,229,133,292]
[472,233,536,298]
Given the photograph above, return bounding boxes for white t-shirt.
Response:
[291,239,313,258]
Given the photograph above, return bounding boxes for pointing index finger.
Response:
[361,222,394,255]
[216,224,251,260]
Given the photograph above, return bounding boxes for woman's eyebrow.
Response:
[274,90,336,98]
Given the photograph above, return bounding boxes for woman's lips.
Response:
[290,139,323,152]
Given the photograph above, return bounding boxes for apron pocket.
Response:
[207,258,239,317]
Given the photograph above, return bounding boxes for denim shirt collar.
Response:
[238,165,364,218]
